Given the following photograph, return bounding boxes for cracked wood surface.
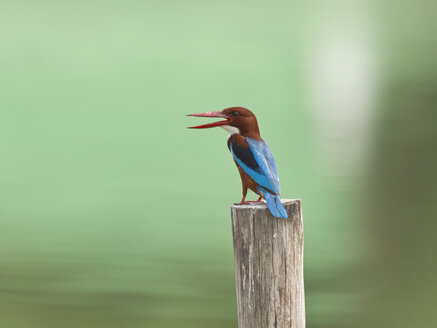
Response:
[231,199,305,328]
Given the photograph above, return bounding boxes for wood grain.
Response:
[231,199,305,328]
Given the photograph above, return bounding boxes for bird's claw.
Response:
[234,197,263,205]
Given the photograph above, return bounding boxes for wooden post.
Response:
[231,199,305,328]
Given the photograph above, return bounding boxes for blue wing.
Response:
[229,137,281,194]
[246,138,281,194]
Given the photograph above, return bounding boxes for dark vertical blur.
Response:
[361,1,437,325]
[364,79,437,327]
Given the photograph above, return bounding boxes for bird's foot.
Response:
[234,196,263,205]
[234,195,248,205]
[246,196,263,203]
[234,201,250,205]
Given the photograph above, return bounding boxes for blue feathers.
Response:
[258,187,288,219]
[230,137,288,219]
[230,148,277,193]
[246,138,280,194]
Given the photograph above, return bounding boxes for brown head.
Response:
[187,106,261,139]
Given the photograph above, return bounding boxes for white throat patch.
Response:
[221,125,240,135]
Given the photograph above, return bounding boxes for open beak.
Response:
[187,111,231,129]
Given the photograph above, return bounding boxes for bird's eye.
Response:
[232,111,239,116]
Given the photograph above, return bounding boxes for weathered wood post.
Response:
[231,199,305,328]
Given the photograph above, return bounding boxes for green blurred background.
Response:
[1,1,436,327]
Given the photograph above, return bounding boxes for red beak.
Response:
[187,111,231,129]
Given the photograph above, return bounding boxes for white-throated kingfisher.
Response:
[187,107,288,219]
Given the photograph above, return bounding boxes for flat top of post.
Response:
[231,199,301,210]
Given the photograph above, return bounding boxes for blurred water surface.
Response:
[1,1,436,327]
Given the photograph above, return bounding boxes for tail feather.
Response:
[274,196,288,218]
[259,187,288,219]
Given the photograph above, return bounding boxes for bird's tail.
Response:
[259,187,288,219]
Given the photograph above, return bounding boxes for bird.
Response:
[187,107,288,219]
